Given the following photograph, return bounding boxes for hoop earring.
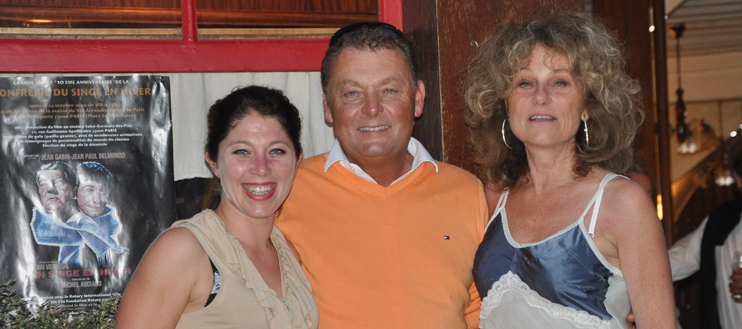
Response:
[502,119,513,150]
[583,119,589,147]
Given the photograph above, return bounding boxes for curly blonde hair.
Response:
[465,13,643,189]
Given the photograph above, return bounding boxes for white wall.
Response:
[666,51,742,180]
[667,51,742,103]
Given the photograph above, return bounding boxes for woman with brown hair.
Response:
[116,86,317,329]
[466,13,675,328]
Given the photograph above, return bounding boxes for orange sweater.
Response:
[276,153,488,329]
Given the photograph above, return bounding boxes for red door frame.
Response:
[0,0,402,73]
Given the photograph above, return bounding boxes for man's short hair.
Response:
[37,161,77,188]
[320,22,419,93]
[76,161,113,185]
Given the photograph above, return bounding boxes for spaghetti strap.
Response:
[584,173,627,238]
[496,189,509,210]
[485,189,509,232]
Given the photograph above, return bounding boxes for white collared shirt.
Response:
[669,215,742,329]
[324,137,439,185]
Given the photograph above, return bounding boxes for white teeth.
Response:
[529,115,554,121]
[359,126,390,132]
[244,184,275,195]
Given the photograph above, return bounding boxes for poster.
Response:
[0,75,175,314]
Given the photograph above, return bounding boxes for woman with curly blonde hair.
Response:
[466,13,675,328]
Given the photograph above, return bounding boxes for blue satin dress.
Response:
[472,173,631,329]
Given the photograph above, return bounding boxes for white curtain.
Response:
[169,72,334,180]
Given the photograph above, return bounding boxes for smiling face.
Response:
[507,45,587,151]
[206,112,301,222]
[323,48,424,166]
[77,173,109,218]
[36,169,75,213]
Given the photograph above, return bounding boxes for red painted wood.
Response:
[182,0,197,44]
[379,0,403,30]
[0,38,329,73]
[0,0,402,73]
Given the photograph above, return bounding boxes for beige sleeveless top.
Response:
[171,210,318,329]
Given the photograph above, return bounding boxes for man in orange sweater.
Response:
[276,22,488,329]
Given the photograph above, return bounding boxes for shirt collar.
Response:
[324,137,439,185]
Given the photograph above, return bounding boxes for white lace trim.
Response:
[481,271,611,329]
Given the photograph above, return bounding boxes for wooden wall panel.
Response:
[592,0,658,203]
[0,1,178,7]
[592,0,675,246]
[403,0,442,159]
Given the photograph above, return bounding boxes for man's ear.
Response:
[205,150,220,178]
[414,80,425,118]
[323,93,334,125]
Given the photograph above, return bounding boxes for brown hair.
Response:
[465,12,643,189]
[202,85,302,210]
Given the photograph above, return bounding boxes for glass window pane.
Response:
[196,0,378,39]
[0,1,182,39]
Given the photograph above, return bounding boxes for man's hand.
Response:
[730,269,742,303]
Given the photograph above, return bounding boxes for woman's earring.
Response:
[502,119,513,150]
[583,119,589,147]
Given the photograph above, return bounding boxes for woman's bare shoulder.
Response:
[606,176,654,206]
[602,174,659,226]
[152,227,202,252]
[138,227,209,273]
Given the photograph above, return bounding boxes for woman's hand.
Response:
[626,309,636,329]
